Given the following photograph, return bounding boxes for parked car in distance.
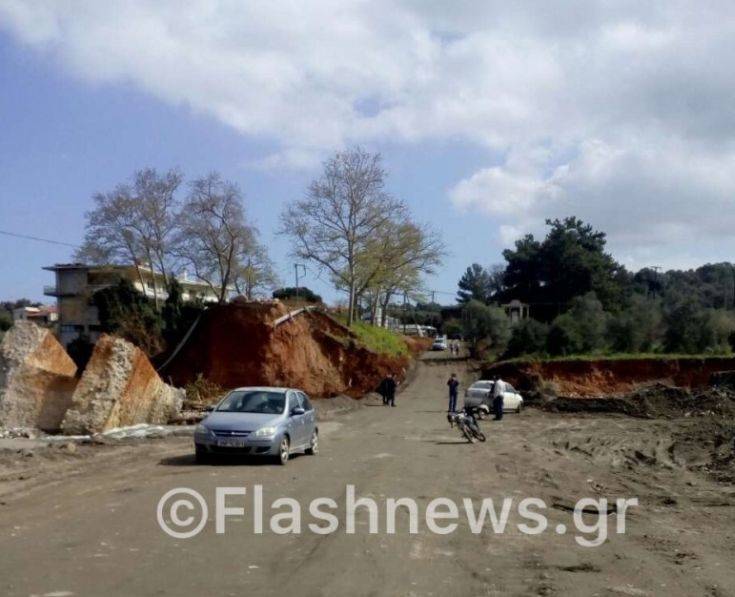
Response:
[431,335,448,351]
[194,387,318,465]
[464,380,524,414]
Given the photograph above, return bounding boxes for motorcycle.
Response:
[447,406,486,443]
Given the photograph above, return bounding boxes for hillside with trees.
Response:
[457,218,735,359]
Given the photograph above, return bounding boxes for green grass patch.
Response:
[348,321,410,357]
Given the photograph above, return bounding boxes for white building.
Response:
[12,305,58,326]
[44,263,220,346]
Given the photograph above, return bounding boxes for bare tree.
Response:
[77,185,146,291]
[76,168,182,308]
[134,168,183,293]
[342,219,444,324]
[281,147,403,325]
[175,173,257,304]
[365,221,443,312]
[233,240,280,300]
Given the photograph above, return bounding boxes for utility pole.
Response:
[403,292,408,334]
[294,263,306,300]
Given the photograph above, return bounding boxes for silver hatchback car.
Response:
[194,387,318,465]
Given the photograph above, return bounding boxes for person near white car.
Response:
[492,376,506,421]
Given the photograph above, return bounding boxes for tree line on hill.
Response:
[76,168,279,305]
[455,217,735,358]
[73,147,444,329]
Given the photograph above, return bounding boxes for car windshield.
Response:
[472,381,494,389]
[216,390,286,414]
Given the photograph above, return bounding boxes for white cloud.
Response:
[449,138,735,268]
[1,0,735,266]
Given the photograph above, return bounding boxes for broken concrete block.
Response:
[62,335,183,434]
[0,321,78,431]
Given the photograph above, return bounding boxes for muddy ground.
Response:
[0,355,734,596]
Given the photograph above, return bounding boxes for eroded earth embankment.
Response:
[160,301,426,397]
[484,356,735,396]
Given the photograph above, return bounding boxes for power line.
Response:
[0,229,78,249]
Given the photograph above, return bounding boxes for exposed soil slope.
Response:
[160,301,420,397]
[484,356,735,397]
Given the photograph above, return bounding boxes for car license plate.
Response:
[218,437,246,448]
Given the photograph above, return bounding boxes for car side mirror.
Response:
[291,407,305,417]
[205,405,215,412]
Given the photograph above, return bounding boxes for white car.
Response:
[464,380,524,414]
[431,336,448,351]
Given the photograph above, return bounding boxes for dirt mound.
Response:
[545,414,735,483]
[160,302,413,397]
[62,335,183,434]
[485,356,735,397]
[546,383,735,418]
[0,322,78,431]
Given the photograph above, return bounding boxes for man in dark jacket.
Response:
[447,373,460,413]
[379,373,398,407]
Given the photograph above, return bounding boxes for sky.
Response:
[1,1,734,304]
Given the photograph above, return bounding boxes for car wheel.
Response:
[516,403,523,414]
[276,437,290,465]
[305,430,319,455]
[195,445,210,464]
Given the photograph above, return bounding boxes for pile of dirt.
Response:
[0,322,78,431]
[160,301,416,398]
[62,335,183,435]
[485,356,735,397]
[545,413,735,483]
[546,383,735,419]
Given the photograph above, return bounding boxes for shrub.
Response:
[0,310,12,332]
[461,300,511,355]
[92,279,164,356]
[273,287,322,304]
[443,318,463,339]
[606,295,663,352]
[664,297,735,354]
[162,279,205,348]
[505,319,549,358]
[184,374,225,407]
[547,314,578,356]
[547,292,607,355]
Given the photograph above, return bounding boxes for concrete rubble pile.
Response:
[62,334,184,435]
[0,322,184,436]
[0,321,78,431]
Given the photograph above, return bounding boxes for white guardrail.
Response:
[271,305,317,327]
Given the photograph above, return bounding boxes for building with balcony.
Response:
[43,263,220,346]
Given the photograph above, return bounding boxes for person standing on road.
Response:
[447,373,460,413]
[379,373,398,407]
[492,376,505,420]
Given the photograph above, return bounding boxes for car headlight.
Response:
[195,424,213,436]
[254,426,278,437]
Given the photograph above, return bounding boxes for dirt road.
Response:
[1,357,734,596]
